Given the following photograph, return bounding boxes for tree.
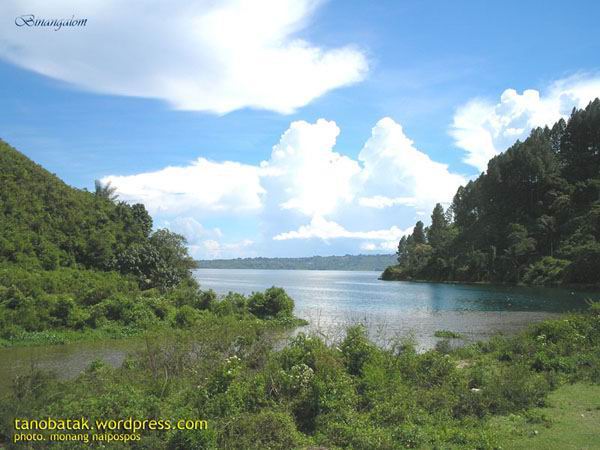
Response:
[504,224,536,282]
[382,100,600,285]
[116,229,197,290]
[427,203,449,250]
[396,236,409,264]
[412,221,426,245]
[94,180,119,202]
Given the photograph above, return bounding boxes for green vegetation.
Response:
[434,329,462,339]
[197,254,397,271]
[491,382,600,449]
[0,141,301,346]
[1,127,599,447]
[1,303,599,448]
[0,139,197,289]
[383,100,600,287]
[0,266,303,347]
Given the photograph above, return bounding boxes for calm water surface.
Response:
[0,269,593,392]
[195,269,593,348]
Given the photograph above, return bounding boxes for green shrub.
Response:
[173,305,201,328]
[218,411,302,450]
[434,329,462,339]
[340,324,376,376]
[248,287,294,319]
[523,256,570,285]
[484,364,550,413]
[213,292,248,317]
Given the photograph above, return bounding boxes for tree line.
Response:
[383,100,600,286]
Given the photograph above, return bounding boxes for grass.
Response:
[0,325,151,348]
[0,317,308,348]
[434,329,462,339]
[491,383,600,449]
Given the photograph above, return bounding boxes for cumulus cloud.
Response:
[101,158,264,215]
[360,241,399,252]
[273,215,408,242]
[103,117,464,254]
[192,238,255,259]
[451,74,600,171]
[162,217,222,243]
[162,217,256,259]
[0,0,367,114]
[358,195,416,209]
[260,119,362,216]
[359,118,466,209]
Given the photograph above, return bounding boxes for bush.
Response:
[173,305,201,328]
[340,324,376,376]
[213,292,248,317]
[484,364,550,413]
[248,287,294,319]
[434,329,462,339]
[523,256,570,285]
[218,411,302,449]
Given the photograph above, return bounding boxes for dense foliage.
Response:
[0,141,195,290]
[383,100,600,286]
[2,303,599,448]
[0,142,300,346]
[197,254,397,271]
[0,261,298,346]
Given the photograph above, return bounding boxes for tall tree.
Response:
[94,179,119,202]
[427,203,448,250]
[412,221,426,245]
[396,235,409,264]
[504,224,536,282]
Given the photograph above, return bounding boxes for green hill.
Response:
[0,140,152,271]
[0,140,195,289]
[383,100,600,286]
[0,141,208,344]
[197,254,397,271]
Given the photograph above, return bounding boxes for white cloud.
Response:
[359,118,466,208]
[162,217,222,244]
[193,238,254,259]
[102,117,464,254]
[358,195,416,209]
[0,0,367,114]
[162,217,256,259]
[360,241,399,252]
[261,119,362,216]
[451,74,600,171]
[101,158,264,215]
[273,215,408,242]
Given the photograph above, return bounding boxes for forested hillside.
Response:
[0,140,195,289]
[197,254,397,271]
[383,100,600,286]
[0,142,262,345]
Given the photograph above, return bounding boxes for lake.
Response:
[194,268,593,348]
[0,269,593,392]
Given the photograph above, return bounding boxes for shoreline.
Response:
[379,271,600,292]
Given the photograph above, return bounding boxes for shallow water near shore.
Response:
[0,269,594,393]
[194,269,593,348]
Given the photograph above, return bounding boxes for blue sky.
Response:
[1,0,600,258]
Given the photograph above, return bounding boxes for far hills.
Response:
[196,254,396,271]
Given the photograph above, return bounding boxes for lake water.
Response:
[0,269,594,393]
[194,269,593,348]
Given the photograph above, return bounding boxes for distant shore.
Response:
[196,254,396,271]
